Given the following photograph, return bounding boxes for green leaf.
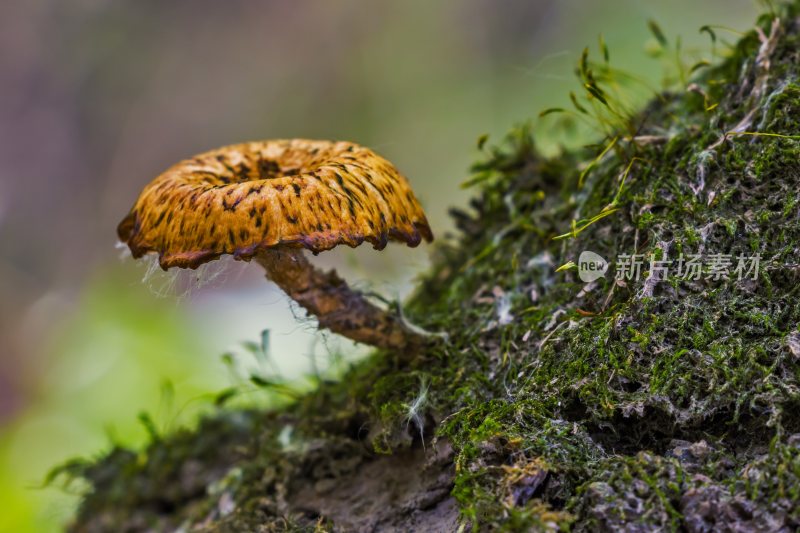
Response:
[584,83,610,107]
[689,60,711,74]
[539,107,566,117]
[214,387,239,406]
[250,375,274,387]
[570,92,589,114]
[699,25,716,44]
[647,19,668,47]
[556,261,576,272]
[580,47,589,79]
[137,411,160,442]
[598,33,610,63]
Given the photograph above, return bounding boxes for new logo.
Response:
[578,250,608,282]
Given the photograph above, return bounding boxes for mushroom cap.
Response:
[117,140,433,269]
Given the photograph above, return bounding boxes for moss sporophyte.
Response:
[71,2,800,531]
[117,139,435,353]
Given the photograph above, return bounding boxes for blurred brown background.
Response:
[0,0,757,529]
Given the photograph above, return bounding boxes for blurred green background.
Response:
[0,0,759,530]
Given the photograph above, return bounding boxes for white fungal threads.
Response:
[404,376,430,446]
[139,255,179,298]
[115,240,132,260]
[137,254,237,299]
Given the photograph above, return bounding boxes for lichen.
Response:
[68,3,800,532]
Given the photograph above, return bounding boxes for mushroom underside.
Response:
[119,212,432,270]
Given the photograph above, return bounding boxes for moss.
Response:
[69,3,800,532]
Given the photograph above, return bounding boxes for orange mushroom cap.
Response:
[117,140,433,269]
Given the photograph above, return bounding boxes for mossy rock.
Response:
[69,4,800,532]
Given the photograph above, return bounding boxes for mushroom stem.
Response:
[254,249,424,352]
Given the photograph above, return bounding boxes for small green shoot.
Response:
[611,156,647,206]
[214,387,239,407]
[539,107,567,118]
[249,375,300,398]
[598,33,610,63]
[648,19,669,48]
[570,91,589,114]
[137,411,160,442]
[699,25,717,44]
[726,131,800,140]
[579,135,619,187]
[553,207,619,241]
[698,24,746,38]
[555,261,576,272]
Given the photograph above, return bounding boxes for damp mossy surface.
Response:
[69,4,800,532]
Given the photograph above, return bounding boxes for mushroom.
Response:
[117,139,434,352]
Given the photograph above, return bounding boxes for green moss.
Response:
[67,3,800,532]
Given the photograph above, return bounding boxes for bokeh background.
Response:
[0,0,759,530]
